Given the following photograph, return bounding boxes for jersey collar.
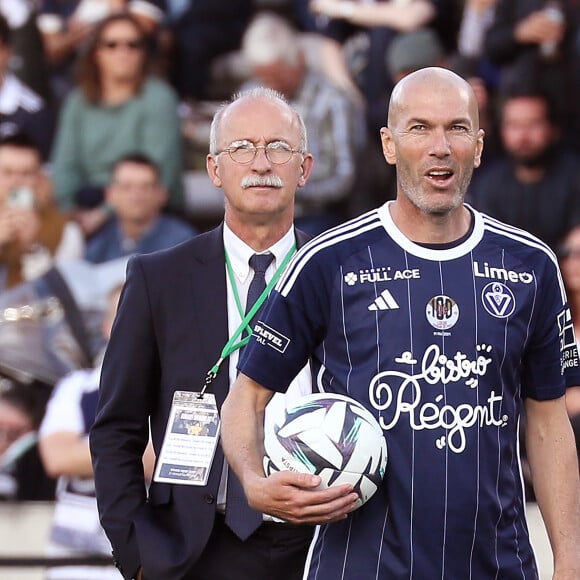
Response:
[378,201,484,261]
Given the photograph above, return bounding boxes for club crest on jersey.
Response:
[426,295,459,331]
[482,282,515,318]
[343,267,420,286]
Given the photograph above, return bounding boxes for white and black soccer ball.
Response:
[263,393,387,509]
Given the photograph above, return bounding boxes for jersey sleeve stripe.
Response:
[481,215,567,302]
[278,210,383,296]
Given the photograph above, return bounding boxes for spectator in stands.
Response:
[0,0,52,102]
[484,0,580,149]
[241,12,364,234]
[457,0,498,61]
[307,0,440,134]
[85,153,196,263]
[0,377,55,501]
[470,90,580,251]
[37,0,165,105]
[168,0,253,100]
[50,12,183,237]
[0,13,55,160]
[386,27,445,83]
[556,224,580,468]
[451,0,501,122]
[39,283,155,579]
[0,133,84,290]
[309,0,437,32]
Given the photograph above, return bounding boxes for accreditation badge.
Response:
[153,391,220,486]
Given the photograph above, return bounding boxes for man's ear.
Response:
[473,128,485,169]
[380,127,397,166]
[206,154,222,187]
[297,154,314,187]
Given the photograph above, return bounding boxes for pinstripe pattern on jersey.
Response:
[481,213,567,302]
[277,209,384,297]
[243,203,575,579]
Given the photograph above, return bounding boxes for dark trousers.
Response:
[187,513,314,580]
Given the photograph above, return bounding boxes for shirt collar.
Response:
[223,222,295,283]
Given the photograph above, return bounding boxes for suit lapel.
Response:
[188,226,230,406]
[187,226,309,407]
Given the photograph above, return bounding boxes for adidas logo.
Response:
[368,289,399,311]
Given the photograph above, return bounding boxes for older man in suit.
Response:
[90,87,328,580]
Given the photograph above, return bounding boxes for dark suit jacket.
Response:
[90,224,311,580]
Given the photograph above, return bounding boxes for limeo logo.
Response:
[473,261,533,284]
[252,322,290,353]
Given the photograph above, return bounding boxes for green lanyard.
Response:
[198,244,296,397]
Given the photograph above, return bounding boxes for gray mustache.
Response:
[241,175,284,189]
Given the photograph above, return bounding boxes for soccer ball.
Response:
[263,393,387,509]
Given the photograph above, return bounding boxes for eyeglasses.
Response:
[98,39,144,51]
[217,141,303,165]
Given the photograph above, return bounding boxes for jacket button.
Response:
[204,494,215,504]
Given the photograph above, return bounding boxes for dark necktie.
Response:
[244,253,275,327]
[225,252,274,540]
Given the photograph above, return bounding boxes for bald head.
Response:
[388,67,480,131]
[379,66,485,219]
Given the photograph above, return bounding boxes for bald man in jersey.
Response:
[221,67,580,579]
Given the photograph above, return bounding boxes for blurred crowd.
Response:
[0,0,580,570]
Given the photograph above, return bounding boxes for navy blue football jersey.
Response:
[239,203,580,579]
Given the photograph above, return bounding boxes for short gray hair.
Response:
[208,87,308,155]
